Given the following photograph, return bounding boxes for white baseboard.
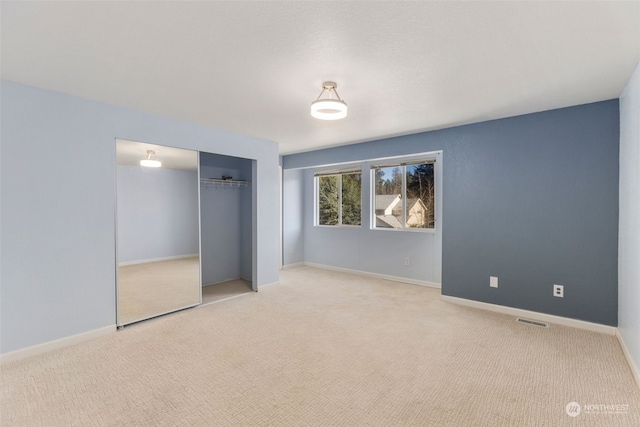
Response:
[282,262,304,270]
[0,325,116,365]
[440,295,617,335]
[616,329,640,390]
[303,262,441,289]
[119,253,198,267]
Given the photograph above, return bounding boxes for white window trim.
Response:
[310,150,442,233]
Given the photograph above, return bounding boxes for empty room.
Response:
[1,2,639,426]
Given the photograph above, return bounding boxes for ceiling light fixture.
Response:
[311,81,347,120]
[140,150,162,168]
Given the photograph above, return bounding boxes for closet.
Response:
[199,152,253,304]
[115,140,255,327]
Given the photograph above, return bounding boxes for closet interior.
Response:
[199,152,254,304]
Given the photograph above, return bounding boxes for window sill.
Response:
[370,227,436,234]
[314,225,362,229]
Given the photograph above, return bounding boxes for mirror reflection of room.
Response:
[199,152,253,304]
[116,139,201,326]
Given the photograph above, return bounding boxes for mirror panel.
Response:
[116,139,201,326]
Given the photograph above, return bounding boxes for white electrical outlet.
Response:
[490,276,498,288]
[554,284,564,298]
[404,258,410,266]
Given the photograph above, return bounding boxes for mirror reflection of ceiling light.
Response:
[311,81,347,120]
[140,150,162,167]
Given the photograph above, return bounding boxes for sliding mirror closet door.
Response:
[115,139,201,326]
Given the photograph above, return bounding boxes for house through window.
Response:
[372,160,435,230]
[316,170,362,226]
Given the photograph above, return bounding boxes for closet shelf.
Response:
[200,178,251,188]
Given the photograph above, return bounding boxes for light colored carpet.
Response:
[202,279,253,305]
[118,256,201,325]
[2,266,639,426]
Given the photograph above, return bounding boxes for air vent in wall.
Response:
[516,318,549,328]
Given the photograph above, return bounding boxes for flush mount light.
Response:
[311,81,347,120]
[140,150,162,168]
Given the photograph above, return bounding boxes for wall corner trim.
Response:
[616,329,640,390]
[440,295,617,335]
[0,325,116,365]
[304,262,441,289]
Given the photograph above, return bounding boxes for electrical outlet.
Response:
[554,284,564,298]
[404,258,410,266]
[490,276,498,288]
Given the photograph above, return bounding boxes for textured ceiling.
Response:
[2,1,639,154]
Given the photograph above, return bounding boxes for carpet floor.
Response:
[118,257,200,325]
[2,266,639,426]
[202,279,253,305]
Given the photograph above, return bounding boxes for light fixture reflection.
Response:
[140,150,162,167]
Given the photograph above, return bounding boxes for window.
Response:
[372,160,435,230]
[316,170,361,226]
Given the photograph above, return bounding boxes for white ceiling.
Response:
[116,139,198,171]
[2,2,639,155]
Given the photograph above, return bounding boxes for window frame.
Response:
[315,169,362,228]
[371,159,436,233]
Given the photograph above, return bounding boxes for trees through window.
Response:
[315,158,436,231]
[317,171,361,226]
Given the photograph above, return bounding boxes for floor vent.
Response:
[516,318,549,328]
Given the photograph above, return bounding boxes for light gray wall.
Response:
[619,63,640,375]
[199,153,252,285]
[283,100,620,326]
[294,154,443,285]
[282,169,305,266]
[117,165,199,264]
[0,80,279,354]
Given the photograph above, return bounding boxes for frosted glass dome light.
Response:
[311,81,347,120]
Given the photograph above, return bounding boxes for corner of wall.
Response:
[618,61,640,390]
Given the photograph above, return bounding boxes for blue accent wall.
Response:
[283,100,619,326]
